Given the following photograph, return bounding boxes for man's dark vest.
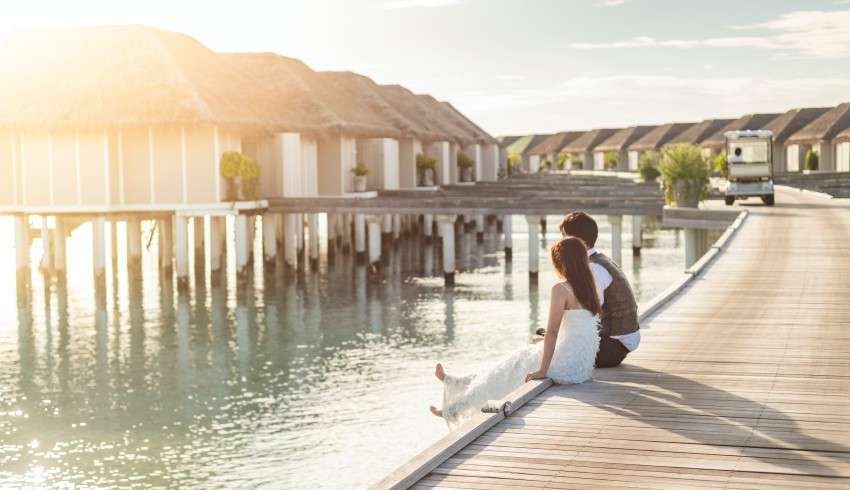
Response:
[590,252,640,337]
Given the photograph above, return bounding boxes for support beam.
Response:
[158,216,173,273]
[366,215,383,268]
[193,216,205,276]
[609,215,623,266]
[632,215,643,255]
[423,214,433,241]
[93,216,106,281]
[54,217,66,276]
[296,213,304,253]
[110,220,118,267]
[40,217,53,274]
[235,214,250,280]
[354,214,366,262]
[526,215,540,279]
[436,214,457,286]
[392,214,401,241]
[14,215,30,275]
[174,215,189,289]
[263,213,278,268]
[209,216,225,274]
[126,217,142,267]
[475,215,485,243]
[684,228,699,269]
[503,215,513,260]
[283,213,298,271]
[308,213,319,264]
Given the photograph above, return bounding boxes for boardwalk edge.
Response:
[371,208,750,490]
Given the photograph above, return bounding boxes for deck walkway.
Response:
[403,187,850,489]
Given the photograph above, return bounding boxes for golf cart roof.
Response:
[725,129,773,139]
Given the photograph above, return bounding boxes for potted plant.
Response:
[712,153,728,179]
[539,158,550,172]
[416,153,437,187]
[638,151,661,182]
[556,153,568,170]
[804,149,819,173]
[603,152,618,170]
[507,153,521,175]
[457,152,475,182]
[571,156,583,170]
[659,144,710,208]
[220,151,259,201]
[351,162,370,192]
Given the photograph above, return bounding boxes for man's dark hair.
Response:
[559,211,598,248]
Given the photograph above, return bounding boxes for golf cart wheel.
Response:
[724,196,735,206]
[761,194,775,206]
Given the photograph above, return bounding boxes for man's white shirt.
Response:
[587,248,641,351]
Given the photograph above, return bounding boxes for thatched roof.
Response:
[506,135,534,154]
[701,113,782,149]
[665,119,734,146]
[594,126,657,152]
[498,135,523,147]
[0,25,295,131]
[561,128,620,153]
[374,84,463,143]
[527,131,585,155]
[786,103,850,144]
[629,123,695,152]
[440,101,498,145]
[762,107,831,144]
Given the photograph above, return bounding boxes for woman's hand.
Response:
[525,370,546,382]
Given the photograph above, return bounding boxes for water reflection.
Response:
[0,214,689,489]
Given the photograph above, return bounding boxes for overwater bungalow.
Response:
[560,128,619,170]
[785,103,850,173]
[525,131,585,170]
[593,126,656,171]
[761,107,831,173]
[440,101,500,182]
[627,123,694,170]
[699,113,781,157]
[663,118,734,148]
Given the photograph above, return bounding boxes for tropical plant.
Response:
[603,152,618,170]
[539,158,550,171]
[350,162,370,177]
[457,152,475,168]
[638,151,661,182]
[556,153,568,170]
[220,151,243,178]
[507,153,521,173]
[416,153,437,171]
[659,144,710,206]
[570,155,583,170]
[712,153,728,178]
[239,155,260,179]
[804,149,819,171]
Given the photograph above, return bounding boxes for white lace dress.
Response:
[441,309,600,428]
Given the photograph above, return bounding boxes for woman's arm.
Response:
[526,284,567,381]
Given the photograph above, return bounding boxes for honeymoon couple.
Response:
[430,212,640,427]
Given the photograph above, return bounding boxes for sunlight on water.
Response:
[0,214,687,489]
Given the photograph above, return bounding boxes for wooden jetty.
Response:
[376,186,850,489]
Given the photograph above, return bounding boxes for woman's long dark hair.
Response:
[550,237,602,316]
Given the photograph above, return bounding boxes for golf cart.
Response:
[724,130,775,206]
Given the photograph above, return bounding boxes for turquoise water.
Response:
[0,215,686,489]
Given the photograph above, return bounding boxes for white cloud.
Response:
[570,9,850,58]
[381,0,460,8]
[598,0,628,6]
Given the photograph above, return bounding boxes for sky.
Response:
[3,0,850,136]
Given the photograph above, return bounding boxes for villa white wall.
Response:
[426,141,451,185]
[450,143,459,184]
[318,134,357,195]
[396,138,419,189]
[786,144,800,172]
[628,151,639,171]
[528,154,540,174]
[359,138,401,190]
[836,142,850,172]
[593,151,605,170]
[480,143,499,181]
[302,136,319,196]
[813,141,834,171]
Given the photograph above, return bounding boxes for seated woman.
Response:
[430,236,602,428]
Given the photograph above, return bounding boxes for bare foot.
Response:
[434,363,446,382]
[429,405,443,417]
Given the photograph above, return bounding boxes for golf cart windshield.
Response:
[728,140,769,164]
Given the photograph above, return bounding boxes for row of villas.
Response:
[0,26,500,218]
[510,103,850,174]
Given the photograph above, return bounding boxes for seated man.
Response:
[558,212,641,367]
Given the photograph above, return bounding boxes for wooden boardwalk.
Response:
[407,187,850,489]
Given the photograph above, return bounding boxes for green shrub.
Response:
[351,162,370,176]
[603,152,618,170]
[539,158,550,171]
[659,144,710,206]
[556,153,568,170]
[712,153,728,178]
[457,152,475,168]
[804,149,819,171]
[638,151,661,181]
[416,153,437,171]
